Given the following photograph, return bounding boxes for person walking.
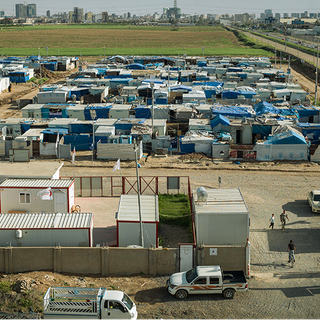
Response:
[280,210,289,231]
[269,214,275,229]
[287,240,296,263]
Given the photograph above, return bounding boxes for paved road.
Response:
[243,30,320,67]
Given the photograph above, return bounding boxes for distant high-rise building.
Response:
[46,10,50,17]
[275,13,280,21]
[73,7,84,22]
[0,11,5,17]
[27,4,36,17]
[15,4,27,18]
[301,11,308,18]
[283,13,289,18]
[291,13,300,18]
[309,13,317,19]
[16,3,36,18]
[102,12,108,22]
[127,12,131,19]
[85,11,93,22]
[265,9,273,18]
[260,13,266,19]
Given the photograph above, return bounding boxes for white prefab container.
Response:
[189,119,211,131]
[66,105,86,120]
[144,119,167,136]
[109,104,131,119]
[97,140,143,161]
[0,178,74,214]
[48,118,78,129]
[117,194,159,248]
[21,104,44,119]
[37,91,68,104]
[193,188,249,246]
[0,212,93,247]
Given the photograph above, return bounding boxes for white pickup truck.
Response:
[166,266,248,299]
[43,287,137,319]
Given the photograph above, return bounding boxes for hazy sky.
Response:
[1,0,319,16]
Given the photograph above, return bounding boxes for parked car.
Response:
[166,266,248,299]
[307,190,320,213]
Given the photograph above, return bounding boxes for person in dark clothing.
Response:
[287,240,296,263]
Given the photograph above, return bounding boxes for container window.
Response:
[20,192,31,204]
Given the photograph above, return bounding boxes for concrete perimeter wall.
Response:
[197,246,247,272]
[0,245,247,275]
[0,247,179,276]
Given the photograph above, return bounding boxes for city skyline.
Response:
[0,0,319,17]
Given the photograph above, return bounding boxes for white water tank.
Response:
[197,187,208,202]
[15,229,23,239]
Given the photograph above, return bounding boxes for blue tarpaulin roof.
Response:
[264,130,306,145]
[254,101,298,118]
[126,63,146,70]
[293,105,318,117]
[210,114,230,128]
[41,128,68,135]
[169,85,192,92]
[211,105,253,118]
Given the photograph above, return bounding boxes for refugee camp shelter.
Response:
[117,194,159,248]
[193,188,249,246]
[253,130,308,161]
[0,178,74,214]
[0,212,93,247]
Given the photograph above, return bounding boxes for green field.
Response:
[0,25,272,57]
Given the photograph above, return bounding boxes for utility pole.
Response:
[150,81,154,137]
[315,39,319,106]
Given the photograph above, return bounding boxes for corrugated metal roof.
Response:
[193,188,249,215]
[0,212,92,229]
[118,195,159,222]
[0,179,73,188]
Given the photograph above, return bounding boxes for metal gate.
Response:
[179,244,194,272]
[63,176,191,197]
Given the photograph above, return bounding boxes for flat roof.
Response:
[0,178,73,188]
[0,161,63,181]
[0,212,92,229]
[118,194,159,222]
[193,188,249,215]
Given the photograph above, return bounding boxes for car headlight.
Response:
[170,283,177,289]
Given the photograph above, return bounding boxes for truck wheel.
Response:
[223,289,235,299]
[175,290,188,299]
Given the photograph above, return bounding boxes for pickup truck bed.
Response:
[222,271,246,284]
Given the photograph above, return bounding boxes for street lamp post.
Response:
[315,39,319,106]
[134,140,144,247]
[150,81,154,137]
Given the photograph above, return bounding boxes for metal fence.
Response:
[62,176,191,198]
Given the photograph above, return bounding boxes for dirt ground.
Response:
[1,167,320,318]
[1,59,320,318]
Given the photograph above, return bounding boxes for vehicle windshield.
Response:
[313,194,320,201]
[186,268,198,283]
[122,293,134,310]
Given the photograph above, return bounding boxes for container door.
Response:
[54,191,67,213]
[179,244,193,272]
